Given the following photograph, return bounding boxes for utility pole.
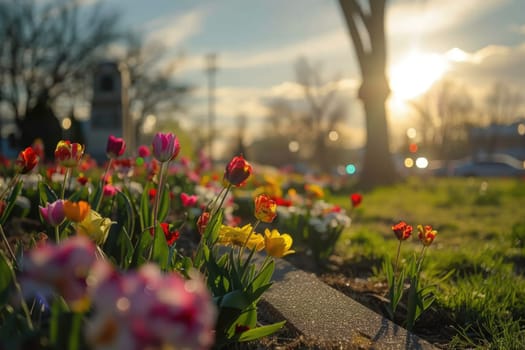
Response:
[205,53,217,164]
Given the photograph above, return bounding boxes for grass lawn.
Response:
[329,177,525,349]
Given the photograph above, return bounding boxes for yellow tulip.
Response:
[218,224,265,251]
[75,209,113,245]
[264,229,295,258]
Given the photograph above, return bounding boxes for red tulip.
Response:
[392,221,412,241]
[350,193,363,208]
[224,155,252,187]
[15,147,39,174]
[106,135,126,159]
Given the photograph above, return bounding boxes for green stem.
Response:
[68,312,83,350]
[394,240,402,276]
[212,184,231,217]
[416,245,427,276]
[0,224,17,265]
[1,250,34,331]
[149,162,167,260]
[239,219,260,262]
[95,159,113,211]
[0,174,20,201]
[54,225,61,243]
[206,186,226,213]
[61,168,71,199]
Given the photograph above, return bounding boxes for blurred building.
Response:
[87,61,133,163]
[469,118,525,160]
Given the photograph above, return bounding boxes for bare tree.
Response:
[118,34,191,146]
[410,79,474,160]
[338,0,398,188]
[0,0,121,156]
[484,82,522,153]
[485,82,522,125]
[294,57,348,172]
[261,58,349,172]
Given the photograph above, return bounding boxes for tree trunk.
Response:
[338,0,399,189]
[358,74,399,188]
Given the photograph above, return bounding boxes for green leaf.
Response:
[250,259,274,292]
[89,182,103,209]
[152,224,169,269]
[130,228,153,267]
[0,180,23,225]
[0,251,13,304]
[67,186,89,202]
[157,183,170,222]
[238,321,286,342]
[204,209,223,245]
[220,290,251,310]
[139,182,153,229]
[38,181,58,205]
[234,305,258,329]
[116,190,135,238]
[117,226,134,269]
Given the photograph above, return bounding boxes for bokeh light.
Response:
[345,164,356,175]
[61,118,72,130]
[415,157,429,169]
[288,141,300,153]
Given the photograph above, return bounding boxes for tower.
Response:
[87,61,132,162]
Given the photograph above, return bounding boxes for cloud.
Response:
[388,0,506,35]
[186,76,361,144]
[445,43,525,88]
[175,28,353,76]
[143,8,207,48]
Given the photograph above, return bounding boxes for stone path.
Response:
[261,257,438,349]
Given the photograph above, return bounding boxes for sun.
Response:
[389,51,448,101]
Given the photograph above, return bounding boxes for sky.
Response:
[97,0,525,152]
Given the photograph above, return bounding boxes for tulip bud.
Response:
[152,132,180,162]
[197,212,210,235]
[224,155,252,187]
[106,135,126,159]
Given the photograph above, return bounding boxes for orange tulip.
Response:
[254,194,277,223]
[418,225,437,246]
[63,200,90,222]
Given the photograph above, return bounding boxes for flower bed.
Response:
[0,133,442,349]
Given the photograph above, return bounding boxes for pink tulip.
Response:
[21,236,96,311]
[152,132,180,162]
[85,264,216,350]
[106,135,126,159]
[180,192,198,207]
[39,199,66,227]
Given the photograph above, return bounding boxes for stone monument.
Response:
[88,61,133,163]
